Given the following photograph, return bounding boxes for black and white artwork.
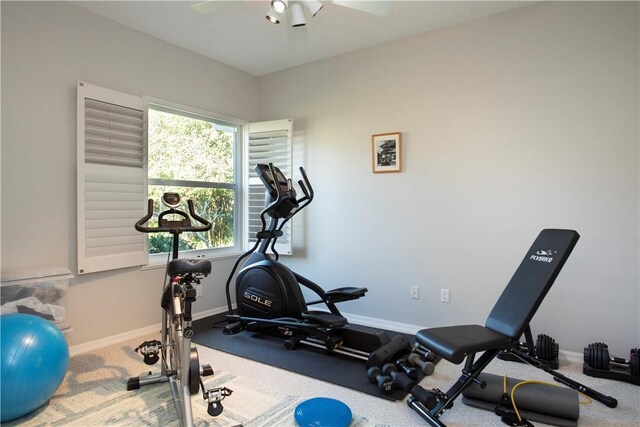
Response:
[372,132,402,173]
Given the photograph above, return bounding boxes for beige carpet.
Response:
[5,332,640,426]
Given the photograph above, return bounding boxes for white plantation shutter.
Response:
[77,81,148,274]
[246,119,293,255]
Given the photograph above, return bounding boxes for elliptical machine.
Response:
[128,192,232,427]
[224,163,391,360]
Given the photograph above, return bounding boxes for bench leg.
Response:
[409,349,500,426]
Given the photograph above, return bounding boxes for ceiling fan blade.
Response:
[191,0,238,14]
[331,0,392,16]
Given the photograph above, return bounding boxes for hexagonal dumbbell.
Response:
[408,353,435,375]
[367,366,393,395]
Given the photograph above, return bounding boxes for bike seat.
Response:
[325,287,367,302]
[301,310,348,328]
[168,259,212,277]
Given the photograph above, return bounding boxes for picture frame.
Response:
[372,132,402,173]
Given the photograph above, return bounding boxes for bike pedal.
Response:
[203,386,233,417]
[134,340,162,365]
[201,364,214,376]
[208,401,224,417]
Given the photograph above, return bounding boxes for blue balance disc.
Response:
[294,397,352,427]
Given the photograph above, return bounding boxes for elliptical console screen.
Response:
[255,164,289,197]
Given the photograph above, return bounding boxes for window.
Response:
[146,104,242,261]
[77,82,291,274]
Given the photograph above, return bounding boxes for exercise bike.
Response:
[127,192,232,427]
[224,163,393,361]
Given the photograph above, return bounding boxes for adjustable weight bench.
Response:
[408,229,617,426]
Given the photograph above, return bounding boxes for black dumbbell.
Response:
[367,366,393,394]
[408,353,435,375]
[535,334,559,361]
[382,363,439,410]
[584,342,637,371]
[382,363,416,392]
[395,359,419,380]
[584,342,615,370]
[411,343,436,362]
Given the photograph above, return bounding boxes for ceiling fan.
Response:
[191,1,392,28]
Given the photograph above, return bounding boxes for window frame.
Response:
[79,84,294,274]
[144,97,247,265]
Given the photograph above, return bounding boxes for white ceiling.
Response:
[72,1,535,76]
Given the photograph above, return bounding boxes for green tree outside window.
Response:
[147,109,237,254]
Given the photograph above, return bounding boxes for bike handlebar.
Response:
[135,199,155,232]
[135,198,212,234]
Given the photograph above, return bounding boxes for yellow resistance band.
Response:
[502,375,593,424]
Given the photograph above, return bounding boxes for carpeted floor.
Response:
[5,331,640,426]
[191,314,420,401]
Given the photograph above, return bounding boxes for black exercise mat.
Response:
[192,313,414,401]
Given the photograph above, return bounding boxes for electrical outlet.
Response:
[196,284,203,298]
[410,286,419,299]
[441,288,450,303]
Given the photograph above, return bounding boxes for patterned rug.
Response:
[4,336,374,427]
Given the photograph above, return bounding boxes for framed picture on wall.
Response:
[372,132,402,173]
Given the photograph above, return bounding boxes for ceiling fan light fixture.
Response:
[271,0,288,14]
[266,9,281,24]
[301,0,323,17]
[290,2,306,27]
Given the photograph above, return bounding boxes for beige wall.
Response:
[258,1,639,353]
[1,1,258,346]
[2,1,638,353]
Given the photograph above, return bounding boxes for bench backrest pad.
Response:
[485,229,580,339]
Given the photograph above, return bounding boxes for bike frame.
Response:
[128,195,212,427]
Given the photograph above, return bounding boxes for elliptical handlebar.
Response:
[297,166,314,206]
[257,163,311,230]
[266,162,285,212]
[135,196,212,234]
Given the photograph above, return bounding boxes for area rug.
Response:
[3,335,376,427]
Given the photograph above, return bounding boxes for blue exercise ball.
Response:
[1,313,69,422]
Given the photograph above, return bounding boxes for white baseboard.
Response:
[69,305,229,356]
[338,311,427,335]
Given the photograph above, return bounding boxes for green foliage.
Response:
[149,110,234,183]
[148,234,197,254]
[148,110,236,254]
